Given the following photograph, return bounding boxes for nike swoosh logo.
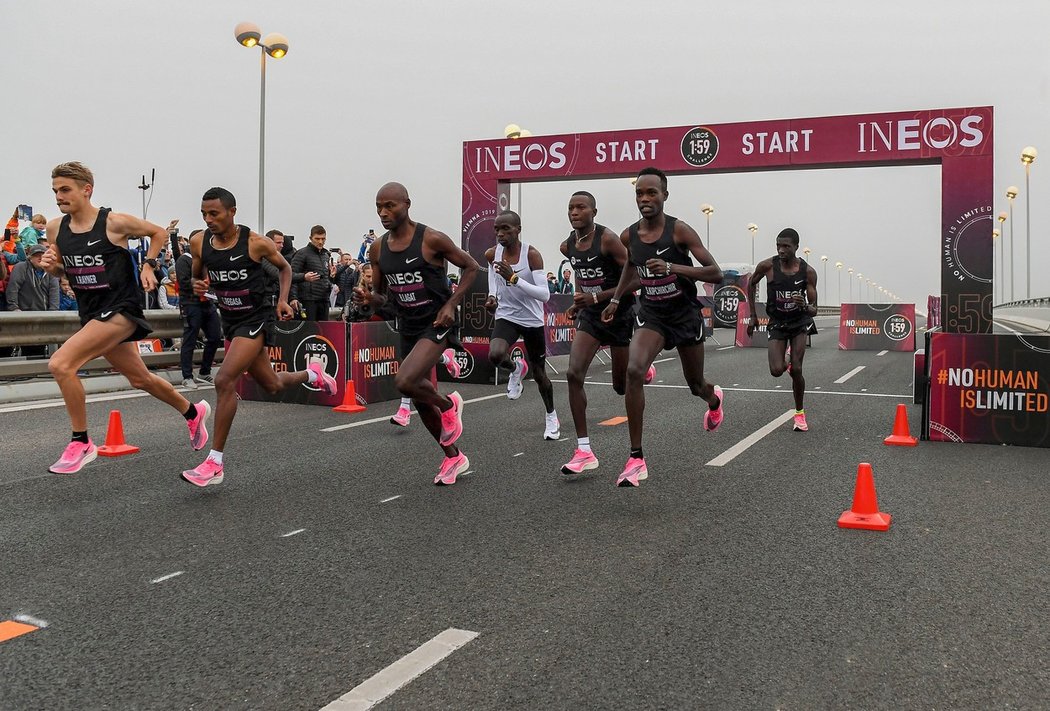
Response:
[635,315,645,327]
[406,257,419,264]
[87,240,102,246]
[656,248,670,255]
[794,279,804,285]
[435,330,450,340]
[230,255,244,262]
[248,323,264,336]
[587,256,597,262]
[100,311,113,319]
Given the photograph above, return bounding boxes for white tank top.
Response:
[494,241,545,327]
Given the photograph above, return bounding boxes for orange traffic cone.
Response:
[838,463,891,531]
[884,403,918,446]
[97,410,141,457]
[332,380,367,413]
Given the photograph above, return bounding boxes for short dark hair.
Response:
[310,225,326,236]
[571,190,596,208]
[265,229,284,239]
[636,167,667,191]
[776,228,800,245]
[496,210,521,226]
[202,187,236,208]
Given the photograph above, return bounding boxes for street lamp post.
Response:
[701,204,714,251]
[235,22,289,234]
[992,229,1001,304]
[1021,146,1037,298]
[505,124,531,214]
[802,247,811,265]
[847,267,854,301]
[820,255,828,294]
[746,223,758,264]
[835,261,843,305]
[1005,188,1017,301]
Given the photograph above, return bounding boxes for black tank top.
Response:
[565,224,632,317]
[201,226,270,322]
[57,207,143,318]
[629,215,696,316]
[378,222,452,331]
[766,256,810,321]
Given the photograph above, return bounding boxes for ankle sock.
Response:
[72,431,89,444]
[630,447,643,460]
[578,437,591,453]
[182,403,198,421]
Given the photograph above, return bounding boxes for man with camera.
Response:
[289,225,332,320]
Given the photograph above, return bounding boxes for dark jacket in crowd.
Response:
[175,253,196,302]
[6,261,59,311]
[289,243,332,302]
[333,263,360,307]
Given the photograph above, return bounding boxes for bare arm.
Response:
[108,212,168,291]
[660,221,721,285]
[39,219,65,277]
[746,259,773,318]
[424,229,478,310]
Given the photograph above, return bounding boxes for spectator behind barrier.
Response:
[289,225,332,321]
[6,244,60,357]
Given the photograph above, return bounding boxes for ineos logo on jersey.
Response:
[473,141,568,174]
[208,269,248,281]
[575,267,605,280]
[387,271,424,286]
[63,254,104,267]
[857,115,984,153]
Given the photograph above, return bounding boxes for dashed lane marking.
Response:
[877,349,888,356]
[834,366,866,384]
[321,393,507,432]
[550,380,907,399]
[706,410,795,467]
[281,528,306,537]
[717,346,735,351]
[319,628,479,710]
[150,571,184,584]
[380,495,402,503]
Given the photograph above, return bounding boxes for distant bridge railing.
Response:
[994,297,1050,333]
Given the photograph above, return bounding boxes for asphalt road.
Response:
[2,319,1047,710]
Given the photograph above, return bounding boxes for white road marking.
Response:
[380,495,402,503]
[13,614,49,628]
[281,528,306,537]
[0,386,213,414]
[877,349,889,356]
[321,393,507,432]
[706,410,795,467]
[150,571,184,584]
[550,380,907,399]
[834,366,866,384]
[320,628,479,710]
[512,452,524,457]
[717,346,735,351]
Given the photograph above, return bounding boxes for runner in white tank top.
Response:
[484,211,560,440]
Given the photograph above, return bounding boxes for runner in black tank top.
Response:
[41,161,209,476]
[602,168,726,487]
[181,186,337,488]
[57,207,152,341]
[356,182,479,486]
[745,228,818,433]
[558,192,641,476]
[200,224,274,344]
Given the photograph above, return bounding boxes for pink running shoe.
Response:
[616,457,648,487]
[703,385,725,432]
[307,361,338,396]
[507,358,528,400]
[187,400,212,451]
[442,348,461,379]
[390,406,411,427]
[793,412,809,432]
[181,457,224,487]
[439,391,464,447]
[645,364,656,384]
[561,448,599,475]
[434,451,470,486]
[49,439,98,474]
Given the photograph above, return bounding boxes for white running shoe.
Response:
[507,358,528,400]
[543,412,560,440]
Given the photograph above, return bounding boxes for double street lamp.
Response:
[505,124,532,214]
[700,204,714,251]
[746,223,758,264]
[1021,146,1037,298]
[234,22,290,234]
[835,261,843,305]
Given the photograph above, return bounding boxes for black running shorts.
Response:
[767,316,816,341]
[84,305,153,343]
[492,318,546,366]
[223,315,277,346]
[400,322,460,356]
[577,308,632,348]
[635,304,705,350]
